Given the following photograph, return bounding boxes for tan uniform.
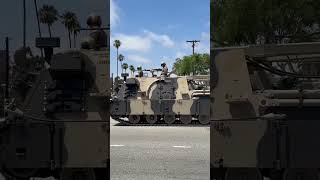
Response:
[161,65,168,76]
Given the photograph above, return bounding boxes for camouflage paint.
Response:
[210,43,320,179]
[111,76,210,124]
[0,46,109,179]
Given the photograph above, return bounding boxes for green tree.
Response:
[61,11,80,48]
[39,5,58,37]
[118,54,124,73]
[113,40,121,77]
[173,53,209,76]
[129,65,135,77]
[122,63,128,73]
[212,0,320,46]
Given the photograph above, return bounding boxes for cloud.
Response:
[111,30,175,52]
[128,54,151,64]
[144,30,175,48]
[111,34,152,52]
[110,0,120,26]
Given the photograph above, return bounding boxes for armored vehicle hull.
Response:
[111,76,210,125]
[0,47,110,180]
[211,42,320,180]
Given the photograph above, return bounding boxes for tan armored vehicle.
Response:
[111,71,210,125]
[211,42,320,180]
[0,16,110,180]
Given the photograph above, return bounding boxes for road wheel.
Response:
[225,168,262,180]
[128,115,140,124]
[163,115,175,124]
[180,115,192,124]
[283,168,318,180]
[198,115,209,125]
[146,115,158,124]
[60,168,96,180]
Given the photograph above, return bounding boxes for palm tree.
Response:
[73,21,81,48]
[129,65,135,77]
[113,40,121,77]
[122,63,128,73]
[61,11,80,48]
[118,54,124,73]
[39,5,58,37]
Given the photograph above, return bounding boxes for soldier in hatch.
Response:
[137,66,143,77]
[161,62,168,77]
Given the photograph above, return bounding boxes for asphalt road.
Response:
[110,118,210,180]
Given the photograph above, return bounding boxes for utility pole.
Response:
[186,40,200,75]
[186,40,200,55]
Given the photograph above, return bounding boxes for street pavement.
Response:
[110,118,210,180]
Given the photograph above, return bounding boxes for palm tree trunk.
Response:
[48,25,52,37]
[116,48,119,78]
[68,31,72,48]
[73,33,76,48]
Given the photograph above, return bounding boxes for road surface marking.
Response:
[111,144,125,147]
[173,145,191,148]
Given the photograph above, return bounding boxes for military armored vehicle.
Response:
[211,42,320,180]
[111,70,210,125]
[0,15,110,180]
